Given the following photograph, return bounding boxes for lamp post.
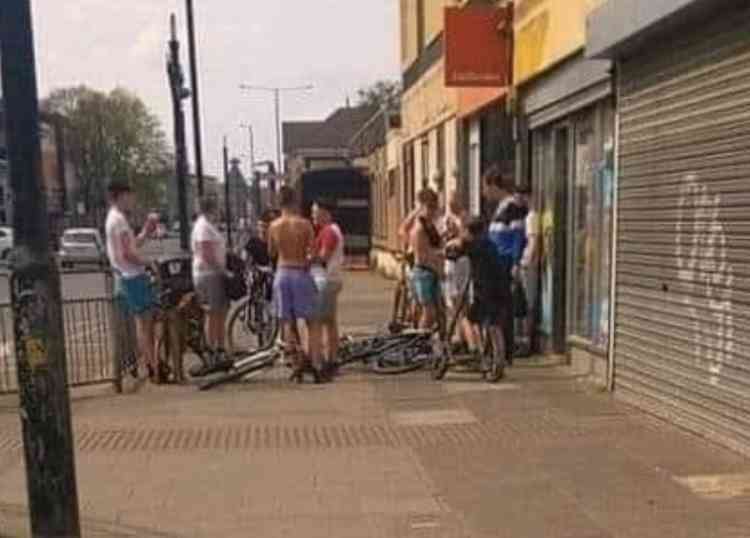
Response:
[167,13,191,252]
[0,1,81,535]
[185,0,205,197]
[238,84,313,174]
[240,123,255,179]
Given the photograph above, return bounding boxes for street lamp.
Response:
[239,84,313,174]
[239,123,255,178]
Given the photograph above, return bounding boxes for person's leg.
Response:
[489,323,506,368]
[136,315,156,375]
[216,307,228,351]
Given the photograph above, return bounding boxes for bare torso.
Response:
[269,215,314,269]
[410,218,443,274]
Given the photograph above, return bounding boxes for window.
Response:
[569,102,615,349]
[403,142,415,211]
[436,124,446,179]
[420,137,430,188]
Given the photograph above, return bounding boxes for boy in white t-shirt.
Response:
[190,196,232,376]
[105,180,158,386]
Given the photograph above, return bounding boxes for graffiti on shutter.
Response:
[676,173,735,387]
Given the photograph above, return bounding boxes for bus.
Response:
[298,167,371,262]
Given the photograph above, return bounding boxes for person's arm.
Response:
[398,207,419,250]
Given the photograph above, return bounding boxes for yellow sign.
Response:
[24,337,47,369]
[514,0,604,86]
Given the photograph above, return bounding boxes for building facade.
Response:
[589,0,750,455]
[514,0,612,377]
[351,108,404,278]
[283,105,377,188]
[399,0,462,211]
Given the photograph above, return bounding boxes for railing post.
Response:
[105,272,122,393]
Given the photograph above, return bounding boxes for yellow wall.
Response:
[514,0,605,85]
[400,0,419,68]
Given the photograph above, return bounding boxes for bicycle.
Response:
[226,263,279,355]
[148,256,212,384]
[388,252,418,334]
[337,327,437,375]
[431,280,506,383]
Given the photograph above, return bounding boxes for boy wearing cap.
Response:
[105,180,158,388]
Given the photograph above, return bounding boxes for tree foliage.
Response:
[356,80,401,109]
[43,86,171,215]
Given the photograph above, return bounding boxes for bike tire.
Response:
[227,296,279,355]
[369,341,432,375]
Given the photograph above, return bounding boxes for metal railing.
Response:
[0,269,127,394]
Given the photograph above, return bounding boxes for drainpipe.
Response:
[606,60,620,393]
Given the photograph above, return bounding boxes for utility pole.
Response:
[223,137,232,248]
[167,13,191,252]
[0,2,81,536]
[239,84,313,175]
[240,123,255,178]
[185,0,205,197]
[240,124,258,222]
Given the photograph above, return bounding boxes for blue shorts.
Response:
[410,266,440,306]
[115,273,156,318]
[273,267,317,322]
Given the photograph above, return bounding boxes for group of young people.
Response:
[105,178,347,390]
[398,166,539,367]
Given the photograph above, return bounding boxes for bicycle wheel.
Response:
[370,337,433,375]
[227,296,278,356]
[198,350,278,391]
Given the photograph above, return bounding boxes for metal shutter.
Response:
[615,6,750,455]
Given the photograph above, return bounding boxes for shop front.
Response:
[520,52,614,378]
[589,0,750,455]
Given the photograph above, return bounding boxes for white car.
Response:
[58,228,107,269]
[0,226,13,262]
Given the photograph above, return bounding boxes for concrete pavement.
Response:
[1,272,749,537]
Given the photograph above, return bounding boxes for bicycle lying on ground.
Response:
[337,327,437,375]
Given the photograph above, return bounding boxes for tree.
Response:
[43,86,171,218]
[356,80,401,109]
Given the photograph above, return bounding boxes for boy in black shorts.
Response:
[446,216,512,371]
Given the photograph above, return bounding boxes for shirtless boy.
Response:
[268,186,325,382]
[408,188,443,329]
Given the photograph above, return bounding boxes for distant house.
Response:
[282,104,378,186]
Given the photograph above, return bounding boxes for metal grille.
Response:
[0,272,118,394]
[615,7,750,456]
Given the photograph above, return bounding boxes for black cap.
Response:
[107,179,132,197]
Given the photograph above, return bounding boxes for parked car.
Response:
[0,227,13,263]
[58,228,107,269]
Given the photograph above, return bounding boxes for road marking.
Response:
[674,472,750,500]
[390,409,477,426]
[442,382,520,394]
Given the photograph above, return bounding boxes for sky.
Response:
[30,0,400,177]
